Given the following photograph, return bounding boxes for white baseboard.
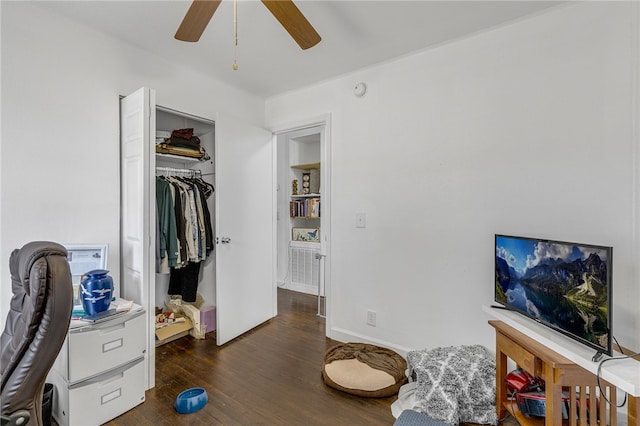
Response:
[328,327,414,358]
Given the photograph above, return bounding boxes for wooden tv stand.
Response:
[490,320,639,426]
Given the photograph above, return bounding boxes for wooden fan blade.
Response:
[175,0,222,42]
[261,0,321,50]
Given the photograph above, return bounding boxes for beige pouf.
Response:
[322,342,408,398]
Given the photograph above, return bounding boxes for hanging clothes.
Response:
[168,262,201,303]
[167,179,187,264]
[193,179,214,254]
[156,177,178,272]
[155,169,214,303]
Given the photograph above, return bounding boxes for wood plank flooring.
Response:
[105,288,518,426]
[105,289,396,425]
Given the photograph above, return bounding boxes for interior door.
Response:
[215,113,275,345]
[120,87,155,389]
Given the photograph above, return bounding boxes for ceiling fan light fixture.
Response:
[175,0,321,50]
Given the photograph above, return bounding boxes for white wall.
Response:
[2,1,638,361]
[0,3,265,324]
[267,2,640,354]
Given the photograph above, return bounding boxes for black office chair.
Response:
[1,242,73,426]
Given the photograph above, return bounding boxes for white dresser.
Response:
[48,307,147,426]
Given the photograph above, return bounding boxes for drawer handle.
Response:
[103,338,123,353]
[101,388,121,405]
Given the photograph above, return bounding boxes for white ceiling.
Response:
[34,0,563,98]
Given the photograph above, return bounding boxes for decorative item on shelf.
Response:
[80,269,113,316]
[292,179,299,195]
[310,169,320,193]
[302,173,311,194]
[292,227,320,242]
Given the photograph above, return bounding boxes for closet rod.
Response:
[155,166,201,177]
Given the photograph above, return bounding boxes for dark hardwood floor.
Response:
[105,289,397,425]
[105,288,518,426]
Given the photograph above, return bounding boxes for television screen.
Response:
[495,234,612,356]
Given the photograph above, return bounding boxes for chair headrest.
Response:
[9,241,68,295]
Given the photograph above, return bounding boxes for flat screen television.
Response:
[494,234,613,356]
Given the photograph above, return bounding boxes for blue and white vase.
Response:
[80,269,113,316]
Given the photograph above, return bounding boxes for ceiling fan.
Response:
[175,0,321,50]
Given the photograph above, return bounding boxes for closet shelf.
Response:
[290,162,320,171]
[291,193,320,198]
[156,153,203,163]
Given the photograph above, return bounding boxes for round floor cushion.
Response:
[322,342,408,398]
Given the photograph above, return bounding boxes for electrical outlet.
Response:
[366,310,376,326]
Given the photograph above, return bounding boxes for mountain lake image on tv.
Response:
[495,234,612,355]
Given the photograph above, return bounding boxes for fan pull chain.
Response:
[232,0,239,70]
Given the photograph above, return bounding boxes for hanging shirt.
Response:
[156,177,179,269]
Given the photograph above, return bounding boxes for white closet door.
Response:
[215,113,275,345]
[120,87,155,389]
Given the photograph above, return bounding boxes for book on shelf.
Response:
[289,198,321,218]
[308,198,320,217]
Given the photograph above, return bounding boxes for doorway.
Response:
[274,118,331,329]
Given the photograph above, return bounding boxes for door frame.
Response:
[271,114,332,335]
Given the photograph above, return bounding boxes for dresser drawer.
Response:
[55,357,146,426]
[67,310,146,383]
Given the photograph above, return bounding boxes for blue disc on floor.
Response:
[174,387,208,414]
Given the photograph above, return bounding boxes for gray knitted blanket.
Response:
[406,345,498,425]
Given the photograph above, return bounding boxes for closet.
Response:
[154,108,216,311]
[120,87,275,391]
